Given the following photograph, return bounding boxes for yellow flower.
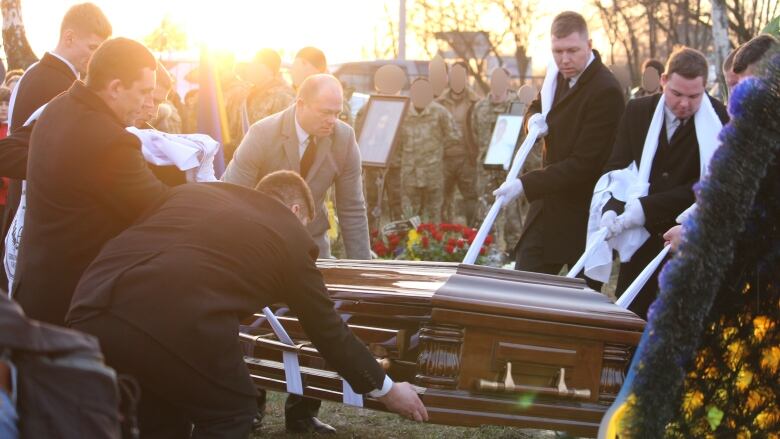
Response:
[755,406,780,430]
[736,367,754,392]
[736,428,752,439]
[760,346,780,374]
[752,315,773,341]
[722,326,738,341]
[406,229,419,252]
[746,389,766,412]
[727,340,747,370]
[683,390,704,416]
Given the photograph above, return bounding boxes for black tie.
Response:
[553,74,570,106]
[300,135,317,179]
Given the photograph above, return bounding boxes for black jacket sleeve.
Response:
[283,244,385,394]
[521,85,625,200]
[0,125,33,179]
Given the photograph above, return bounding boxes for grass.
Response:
[252,391,559,438]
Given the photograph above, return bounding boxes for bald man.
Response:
[222,75,369,432]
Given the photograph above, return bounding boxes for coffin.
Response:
[240,260,645,437]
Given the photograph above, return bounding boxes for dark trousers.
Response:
[615,236,668,320]
[514,218,602,291]
[442,154,478,226]
[73,315,256,439]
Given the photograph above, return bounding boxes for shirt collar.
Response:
[568,50,596,88]
[293,111,310,146]
[49,51,80,79]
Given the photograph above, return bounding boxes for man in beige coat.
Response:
[222,74,369,433]
[223,74,369,261]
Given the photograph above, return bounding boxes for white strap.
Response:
[615,245,671,309]
[463,124,543,264]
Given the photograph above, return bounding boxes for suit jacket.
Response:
[0,53,78,285]
[602,93,729,235]
[12,82,168,325]
[66,183,386,396]
[222,105,370,259]
[520,51,626,264]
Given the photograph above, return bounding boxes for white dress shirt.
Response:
[294,113,312,159]
[663,105,685,142]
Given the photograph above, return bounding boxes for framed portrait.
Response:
[356,95,409,167]
[484,114,524,170]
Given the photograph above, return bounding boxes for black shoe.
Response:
[285,416,337,435]
[251,413,263,432]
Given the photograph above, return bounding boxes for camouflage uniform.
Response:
[399,102,462,223]
[470,92,543,251]
[226,78,295,159]
[435,87,481,226]
[356,103,403,223]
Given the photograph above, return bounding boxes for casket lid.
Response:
[433,264,645,332]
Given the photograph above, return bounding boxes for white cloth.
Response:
[126,128,219,182]
[539,51,596,118]
[584,94,723,282]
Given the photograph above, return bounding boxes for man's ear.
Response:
[290,203,302,217]
[587,38,593,51]
[106,78,123,99]
[660,73,669,87]
[61,28,75,47]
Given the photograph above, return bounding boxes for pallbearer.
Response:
[493,11,624,284]
[585,47,728,319]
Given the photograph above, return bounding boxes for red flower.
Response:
[389,235,401,246]
[422,236,430,248]
[456,239,465,248]
[434,232,443,241]
[485,235,494,245]
[445,244,455,254]
[373,242,387,257]
[447,238,457,246]
[370,230,379,238]
[480,247,487,256]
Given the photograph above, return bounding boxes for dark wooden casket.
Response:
[240,260,645,437]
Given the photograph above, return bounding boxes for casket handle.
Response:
[477,362,591,400]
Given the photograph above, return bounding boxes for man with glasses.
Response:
[222,74,369,434]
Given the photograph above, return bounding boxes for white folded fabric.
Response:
[126,127,219,182]
[584,95,722,282]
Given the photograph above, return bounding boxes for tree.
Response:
[144,16,188,58]
[409,0,538,93]
[711,0,731,100]
[1,0,38,70]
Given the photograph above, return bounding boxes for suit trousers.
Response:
[514,218,602,291]
[615,236,668,320]
[73,314,256,439]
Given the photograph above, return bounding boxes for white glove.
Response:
[493,178,524,205]
[527,113,549,136]
[599,210,622,239]
[617,199,646,229]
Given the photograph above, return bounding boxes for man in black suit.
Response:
[66,171,428,438]
[0,3,111,290]
[596,49,728,318]
[493,11,625,282]
[12,38,168,325]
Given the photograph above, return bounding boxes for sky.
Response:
[19,0,594,67]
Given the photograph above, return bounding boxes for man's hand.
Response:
[377,382,429,422]
[600,210,622,239]
[527,113,549,136]
[663,225,684,252]
[616,199,646,230]
[493,178,524,205]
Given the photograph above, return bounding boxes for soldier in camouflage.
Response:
[291,46,352,126]
[226,49,295,159]
[400,79,462,223]
[435,62,480,226]
[470,69,542,251]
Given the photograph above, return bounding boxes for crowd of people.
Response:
[0,2,777,438]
